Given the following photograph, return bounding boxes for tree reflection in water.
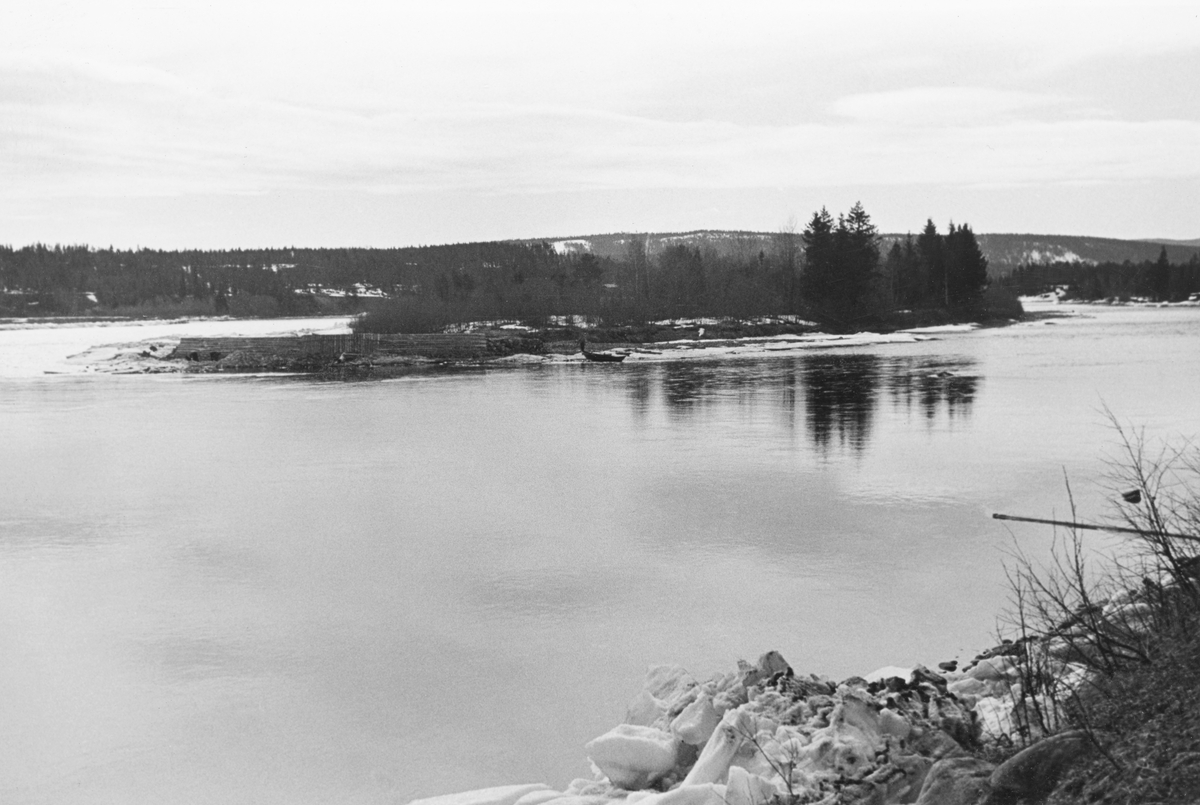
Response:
[887,357,979,421]
[801,355,881,453]
[620,353,979,452]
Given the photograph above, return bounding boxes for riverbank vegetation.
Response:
[996,421,1200,803]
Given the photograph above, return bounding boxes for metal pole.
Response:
[992,513,1200,542]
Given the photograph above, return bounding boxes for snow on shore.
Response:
[542,331,940,364]
[0,315,988,377]
[0,316,353,378]
[0,317,957,377]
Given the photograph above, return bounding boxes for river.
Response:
[1,304,1197,804]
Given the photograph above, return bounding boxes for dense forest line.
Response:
[0,241,566,318]
[1000,248,1200,302]
[524,232,1200,277]
[358,204,1005,333]
[2,205,1010,329]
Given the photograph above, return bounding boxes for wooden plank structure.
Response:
[170,333,490,364]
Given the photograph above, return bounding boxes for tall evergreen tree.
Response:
[1150,246,1171,301]
[841,201,880,314]
[800,203,880,323]
[886,235,924,308]
[800,207,836,313]
[916,219,946,306]
[944,223,989,305]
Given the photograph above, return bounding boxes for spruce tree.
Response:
[842,201,880,314]
[800,207,836,314]
[945,223,989,305]
[1151,246,1170,301]
[916,219,945,306]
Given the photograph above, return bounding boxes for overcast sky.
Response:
[2,1,1198,248]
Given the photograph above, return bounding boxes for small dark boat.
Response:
[579,339,627,363]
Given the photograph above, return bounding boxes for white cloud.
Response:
[832,87,1064,126]
[5,53,1198,204]
[2,2,1200,243]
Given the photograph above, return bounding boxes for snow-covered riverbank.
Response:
[0,316,985,377]
[0,316,353,377]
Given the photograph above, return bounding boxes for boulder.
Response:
[989,730,1090,803]
[863,763,918,804]
[914,757,995,805]
[892,754,934,804]
[911,728,966,761]
[585,724,680,790]
[910,665,948,690]
[757,651,791,677]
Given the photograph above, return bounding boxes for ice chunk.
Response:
[682,708,754,785]
[863,665,912,684]
[671,693,722,746]
[627,783,726,805]
[724,766,779,805]
[585,724,680,790]
[408,784,553,805]
[512,792,567,805]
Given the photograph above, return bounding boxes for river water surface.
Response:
[2,305,1198,804]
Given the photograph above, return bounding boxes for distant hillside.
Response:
[528,230,1200,278]
[972,234,1200,275]
[1148,236,1200,247]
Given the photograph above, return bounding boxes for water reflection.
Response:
[802,355,880,452]
[662,363,713,410]
[621,354,979,452]
[888,358,978,421]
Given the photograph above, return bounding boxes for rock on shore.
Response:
[410,649,1090,805]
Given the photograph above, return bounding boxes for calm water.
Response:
[1,306,1198,804]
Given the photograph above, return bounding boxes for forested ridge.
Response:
[0,241,564,318]
[1001,248,1200,302]
[5,208,1194,326]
